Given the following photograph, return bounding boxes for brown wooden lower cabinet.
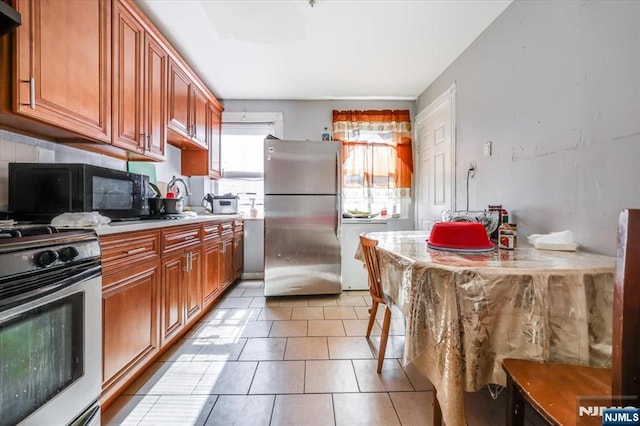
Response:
[102,259,161,405]
[100,219,242,410]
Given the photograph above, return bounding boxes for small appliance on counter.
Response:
[202,193,239,215]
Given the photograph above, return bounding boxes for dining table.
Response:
[358,231,616,426]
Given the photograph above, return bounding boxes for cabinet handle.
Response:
[183,252,191,272]
[29,78,35,109]
[189,251,194,271]
[124,247,146,255]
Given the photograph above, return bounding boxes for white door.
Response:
[415,85,456,231]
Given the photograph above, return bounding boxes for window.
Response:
[332,110,413,217]
[217,113,283,217]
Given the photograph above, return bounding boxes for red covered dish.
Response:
[427,222,494,252]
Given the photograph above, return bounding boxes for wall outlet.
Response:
[469,161,476,178]
[483,141,492,157]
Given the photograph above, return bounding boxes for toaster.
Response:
[202,193,239,214]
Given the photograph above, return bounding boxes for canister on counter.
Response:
[498,212,517,250]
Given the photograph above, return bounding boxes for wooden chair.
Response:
[359,234,392,374]
[502,209,640,425]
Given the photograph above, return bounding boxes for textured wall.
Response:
[416,0,640,255]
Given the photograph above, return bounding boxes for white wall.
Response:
[416,0,640,256]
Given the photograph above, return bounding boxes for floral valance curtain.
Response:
[332,110,413,189]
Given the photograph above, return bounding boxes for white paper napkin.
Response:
[527,230,578,251]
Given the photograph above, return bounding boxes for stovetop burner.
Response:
[0,225,60,239]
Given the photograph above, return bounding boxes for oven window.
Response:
[92,176,133,210]
[0,293,84,426]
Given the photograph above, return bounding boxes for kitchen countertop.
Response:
[94,214,243,235]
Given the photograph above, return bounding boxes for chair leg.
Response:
[366,301,379,338]
[377,306,392,374]
[506,374,525,426]
[433,389,443,426]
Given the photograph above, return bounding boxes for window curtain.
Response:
[332,110,413,189]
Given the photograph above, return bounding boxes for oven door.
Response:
[0,273,101,426]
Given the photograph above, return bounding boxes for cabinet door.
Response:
[202,240,221,307]
[102,260,160,387]
[167,60,191,139]
[222,237,235,288]
[112,2,143,152]
[191,87,208,148]
[161,251,185,346]
[209,105,222,178]
[143,34,167,160]
[185,248,203,321]
[234,233,244,279]
[15,0,110,142]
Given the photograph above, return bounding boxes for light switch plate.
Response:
[483,141,492,157]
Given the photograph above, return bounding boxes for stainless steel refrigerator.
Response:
[264,139,342,296]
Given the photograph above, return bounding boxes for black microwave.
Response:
[9,163,150,222]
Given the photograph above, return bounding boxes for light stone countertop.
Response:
[94,214,243,236]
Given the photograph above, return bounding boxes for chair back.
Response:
[359,234,385,304]
[612,209,640,401]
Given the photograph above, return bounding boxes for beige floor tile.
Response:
[249,361,305,394]
[336,295,368,306]
[271,394,335,426]
[125,361,211,395]
[308,320,345,336]
[236,280,264,289]
[241,288,266,297]
[102,395,160,426]
[284,337,329,360]
[352,359,413,392]
[258,307,292,321]
[354,305,385,320]
[278,297,310,307]
[342,319,382,337]
[376,317,406,336]
[291,306,325,320]
[238,321,273,338]
[186,322,243,340]
[205,395,274,426]
[248,297,268,307]
[327,336,374,359]
[403,362,434,391]
[305,360,359,393]
[221,307,263,322]
[225,287,246,298]
[324,306,358,320]
[344,290,370,297]
[333,393,401,426]
[269,320,308,337]
[389,391,434,426]
[192,338,247,361]
[199,308,231,323]
[137,395,215,426]
[193,361,258,394]
[307,295,339,306]
[156,338,199,362]
[239,337,286,361]
[218,297,252,309]
[369,335,405,359]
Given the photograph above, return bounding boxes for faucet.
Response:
[167,176,192,198]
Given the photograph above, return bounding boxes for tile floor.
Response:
[103,280,546,426]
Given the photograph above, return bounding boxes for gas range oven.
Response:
[0,225,102,426]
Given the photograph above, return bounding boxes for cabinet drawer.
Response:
[100,230,160,276]
[162,225,201,253]
[202,222,221,241]
[220,220,233,237]
[233,219,244,234]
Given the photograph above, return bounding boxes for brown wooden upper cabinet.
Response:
[3,0,111,143]
[168,59,208,150]
[181,102,222,178]
[112,0,167,161]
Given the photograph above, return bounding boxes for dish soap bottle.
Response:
[321,127,331,141]
[249,198,258,218]
[498,210,517,250]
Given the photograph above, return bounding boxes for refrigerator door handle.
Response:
[336,150,341,241]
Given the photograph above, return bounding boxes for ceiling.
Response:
[135,0,512,101]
